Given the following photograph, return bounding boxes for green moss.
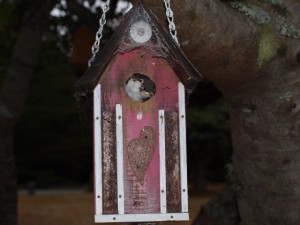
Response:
[276,17,300,39]
[257,25,281,67]
[226,1,300,40]
[228,1,270,25]
[271,0,284,6]
[279,91,293,101]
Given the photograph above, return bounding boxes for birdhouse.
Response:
[75,1,202,223]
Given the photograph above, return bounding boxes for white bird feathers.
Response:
[125,73,156,102]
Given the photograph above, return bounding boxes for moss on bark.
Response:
[257,25,281,67]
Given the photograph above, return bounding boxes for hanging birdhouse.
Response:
[75,1,202,223]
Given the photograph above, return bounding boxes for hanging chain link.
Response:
[88,0,111,67]
[88,0,180,67]
[163,0,180,46]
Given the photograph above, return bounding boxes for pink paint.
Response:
[99,48,180,214]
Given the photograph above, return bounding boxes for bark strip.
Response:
[102,111,118,214]
[165,111,181,213]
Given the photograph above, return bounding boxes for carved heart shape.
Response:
[127,126,155,184]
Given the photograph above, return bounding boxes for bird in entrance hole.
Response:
[125,73,156,102]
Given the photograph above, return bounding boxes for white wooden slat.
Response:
[93,84,102,215]
[178,82,189,213]
[116,104,125,215]
[95,213,189,223]
[159,110,167,213]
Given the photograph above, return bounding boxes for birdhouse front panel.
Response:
[93,47,187,222]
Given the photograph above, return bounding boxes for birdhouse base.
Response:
[95,213,189,223]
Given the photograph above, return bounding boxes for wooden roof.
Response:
[75,0,202,98]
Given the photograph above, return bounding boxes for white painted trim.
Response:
[159,110,167,213]
[95,213,189,223]
[116,104,125,215]
[178,82,188,213]
[93,84,102,214]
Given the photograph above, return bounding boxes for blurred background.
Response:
[0,0,233,224]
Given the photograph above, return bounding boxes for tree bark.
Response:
[135,0,300,224]
[0,1,57,224]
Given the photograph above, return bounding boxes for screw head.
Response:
[97,195,100,198]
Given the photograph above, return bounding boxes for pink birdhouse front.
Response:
[75,1,202,223]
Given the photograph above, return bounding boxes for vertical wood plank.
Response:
[159,110,167,213]
[123,113,160,214]
[116,104,125,214]
[102,111,118,214]
[178,82,188,213]
[93,84,102,215]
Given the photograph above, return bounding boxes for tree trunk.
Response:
[137,0,300,224]
[0,1,57,224]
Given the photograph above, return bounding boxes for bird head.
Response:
[125,73,156,102]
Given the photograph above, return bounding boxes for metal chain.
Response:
[88,0,111,67]
[163,0,180,45]
[88,0,180,67]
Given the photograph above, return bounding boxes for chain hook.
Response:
[163,0,180,46]
[88,0,111,67]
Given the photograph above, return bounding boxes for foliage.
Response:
[0,0,23,88]
[15,28,91,187]
[187,86,232,185]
